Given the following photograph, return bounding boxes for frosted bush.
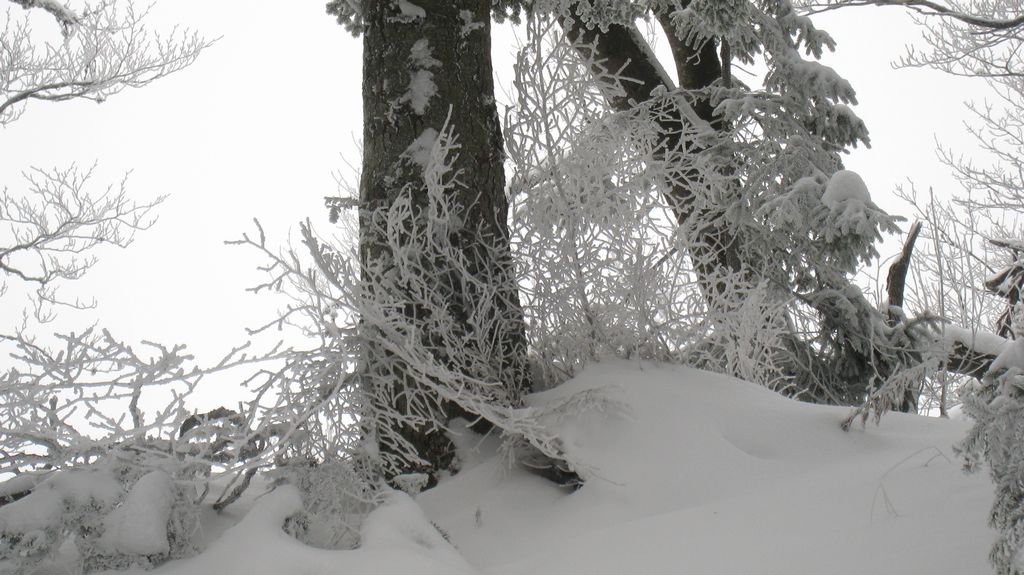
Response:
[503,12,925,408]
[0,450,204,573]
[239,109,600,494]
[507,17,710,386]
[273,460,377,550]
[0,467,121,563]
[958,305,1024,574]
[958,369,1024,575]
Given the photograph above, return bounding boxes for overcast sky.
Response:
[0,2,986,369]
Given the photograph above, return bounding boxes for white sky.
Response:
[0,2,986,368]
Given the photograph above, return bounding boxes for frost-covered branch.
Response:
[800,0,1024,30]
[0,165,162,320]
[0,328,291,476]
[8,0,79,30]
[509,11,927,408]
[1,0,211,125]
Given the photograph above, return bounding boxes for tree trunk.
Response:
[559,4,743,295]
[886,221,923,412]
[360,0,530,480]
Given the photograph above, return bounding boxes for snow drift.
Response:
[6,360,993,575]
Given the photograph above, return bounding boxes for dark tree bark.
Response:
[558,2,743,294]
[886,221,922,312]
[885,221,923,412]
[360,0,531,480]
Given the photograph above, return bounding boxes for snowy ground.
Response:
[17,360,996,575]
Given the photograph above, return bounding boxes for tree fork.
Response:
[557,3,744,295]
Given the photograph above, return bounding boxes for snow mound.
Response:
[17,361,994,575]
[822,169,871,207]
[88,484,477,575]
[420,360,994,575]
[99,470,174,555]
[360,489,473,571]
[0,487,63,535]
[0,468,122,535]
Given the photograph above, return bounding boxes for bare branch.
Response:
[0,165,163,320]
[887,220,923,310]
[7,0,80,31]
[801,0,1024,30]
[0,0,213,126]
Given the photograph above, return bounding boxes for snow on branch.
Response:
[1,0,211,126]
[799,0,1024,31]
[0,327,291,477]
[0,165,163,321]
[8,0,79,31]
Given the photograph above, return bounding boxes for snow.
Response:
[944,325,1007,358]
[45,467,122,507]
[99,470,174,555]
[988,336,1024,376]
[0,472,48,500]
[0,467,122,535]
[420,362,992,574]
[396,0,425,21]
[7,361,996,575]
[402,39,440,115]
[404,128,438,168]
[0,487,64,534]
[822,169,871,207]
[391,472,430,494]
[360,490,475,572]
[406,71,436,114]
[459,10,484,36]
[93,485,477,575]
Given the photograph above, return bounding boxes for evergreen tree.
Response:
[514,0,917,404]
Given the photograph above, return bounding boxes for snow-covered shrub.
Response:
[271,459,377,550]
[958,359,1024,573]
[238,111,600,493]
[0,331,221,573]
[77,452,204,572]
[0,450,204,573]
[688,277,797,395]
[955,305,1024,574]
[0,466,121,564]
[0,328,293,572]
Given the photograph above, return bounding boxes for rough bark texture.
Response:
[651,8,743,280]
[360,0,531,480]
